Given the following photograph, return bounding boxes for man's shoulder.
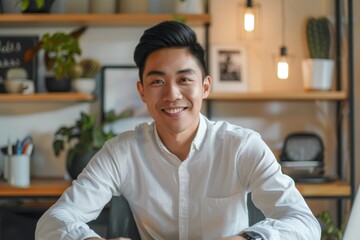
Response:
[206,117,260,141]
[106,121,154,146]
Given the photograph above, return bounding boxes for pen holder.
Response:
[8,155,30,187]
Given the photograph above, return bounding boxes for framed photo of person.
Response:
[210,44,248,92]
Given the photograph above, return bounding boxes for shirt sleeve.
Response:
[237,132,321,240]
[35,144,121,240]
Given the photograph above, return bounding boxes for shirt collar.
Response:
[153,113,208,152]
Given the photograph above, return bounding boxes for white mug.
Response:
[4,79,34,94]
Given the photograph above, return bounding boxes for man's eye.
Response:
[152,79,164,85]
[179,77,191,83]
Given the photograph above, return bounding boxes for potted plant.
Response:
[302,17,334,91]
[69,58,102,93]
[24,27,87,92]
[317,211,345,240]
[53,112,115,179]
[53,109,133,179]
[18,0,55,13]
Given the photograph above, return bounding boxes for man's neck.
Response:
[156,121,199,161]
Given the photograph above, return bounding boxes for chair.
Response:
[107,194,265,239]
[107,196,141,240]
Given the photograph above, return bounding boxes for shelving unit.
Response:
[205,0,355,226]
[0,1,354,223]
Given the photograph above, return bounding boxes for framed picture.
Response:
[101,65,152,134]
[0,36,38,93]
[210,44,247,92]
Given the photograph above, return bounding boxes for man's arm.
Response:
[236,133,321,239]
[36,145,120,239]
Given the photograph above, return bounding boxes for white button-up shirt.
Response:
[36,114,320,240]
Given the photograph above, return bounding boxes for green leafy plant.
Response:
[24,27,87,80]
[53,112,113,158]
[317,211,345,240]
[53,109,134,159]
[18,0,44,11]
[306,17,332,59]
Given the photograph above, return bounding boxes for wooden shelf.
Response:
[0,178,71,198]
[0,13,211,27]
[0,93,95,102]
[296,180,351,197]
[207,91,347,101]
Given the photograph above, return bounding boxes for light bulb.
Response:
[277,60,289,79]
[244,10,255,32]
[277,46,289,80]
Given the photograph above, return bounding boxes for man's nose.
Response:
[163,83,182,101]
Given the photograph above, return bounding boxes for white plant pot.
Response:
[175,0,204,14]
[118,0,148,13]
[148,0,175,13]
[1,0,22,13]
[71,78,96,93]
[64,0,89,13]
[302,59,335,91]
[90,0,116,13]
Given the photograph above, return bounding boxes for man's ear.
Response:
[202,76,211,99]
[137,81,146,102]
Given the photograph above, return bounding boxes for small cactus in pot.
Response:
[306,17,332,59]
[70,58,102,93]
[302,17,334,91]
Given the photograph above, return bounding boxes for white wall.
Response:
[0,0,358,204]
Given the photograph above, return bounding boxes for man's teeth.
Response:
[164,108,184,114]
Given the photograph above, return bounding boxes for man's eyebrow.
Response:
[177,69,196,75]
[145,69,196,77]
[146,70,164,77]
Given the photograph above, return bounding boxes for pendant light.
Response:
[277,0,289,80]
[244,0,255,32]
[239,0,261,40]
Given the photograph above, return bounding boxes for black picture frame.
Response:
[100,65,152,133]
[0,36,39,93]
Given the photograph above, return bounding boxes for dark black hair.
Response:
[134,21,207,83]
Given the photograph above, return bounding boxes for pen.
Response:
[20,135,32,148]
[16,140,22,155]
[23,143,34,156]
[7,137,12,156]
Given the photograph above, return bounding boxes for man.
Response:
[36,21,321,240]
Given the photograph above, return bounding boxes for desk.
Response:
[0,178,71,200]
[0,178,351,199]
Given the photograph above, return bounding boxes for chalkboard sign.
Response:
[0,36,38,93]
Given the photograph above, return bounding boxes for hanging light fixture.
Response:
[277,46,289,79]
[244,0,255,32]
[239,0,261,40]
[277,0,289,79]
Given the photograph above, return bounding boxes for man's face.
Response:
[137,48,211,138]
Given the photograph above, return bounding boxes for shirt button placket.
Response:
[178,162,189,240]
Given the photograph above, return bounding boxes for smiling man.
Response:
[36,21,320,240]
